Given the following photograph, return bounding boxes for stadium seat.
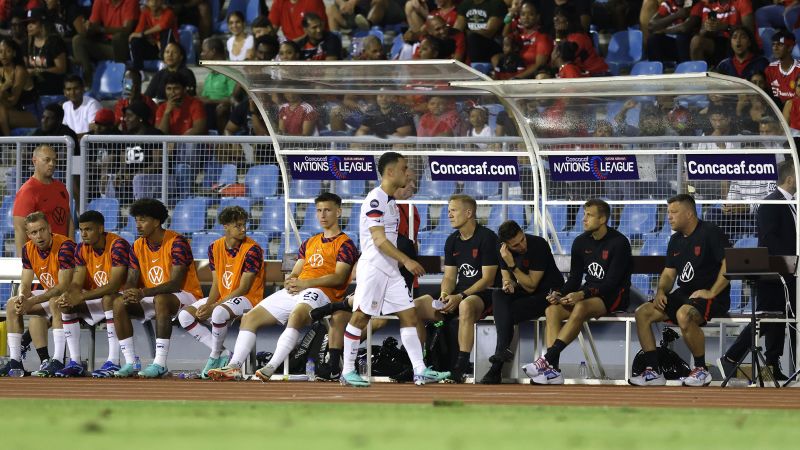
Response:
[11,127,36,136]
[640,233,668,256]
[758,28,777,60]
[470,62,492,75]
[729,279,743,313]
[404,203,428,232]
[0,195,14,234]
[171,197,209,234]
[179,25,199,65]
[257,198,288,235]
[418,231,449,256]
[91,60,126,100]
[142,60,165,72]
[248,231,271,258]
[216,0,250,33]
[417,179,457,199]
[299,204,323,234]
[554,231,578,254]
[793,29,800,59]
[284,231,313,255]
[212,197,252,231]
[463,181,499,199]
[545,204,568,233]
[124,214,137,234]
[487,204,525,231]
[291,180,322,198]
[570,205,585,232]
[630,61,663,76]
[344,205,360,234]
[734,236,758,248]
[337,180,366,198]
[630,274,653,296]
[433,205,451,231]
[674,60,708,74]
[190,232,222,258]
[606,30,643,75]
[218,164,238,186]
[785,5,800,31]
[245,164,280,199]
[171,163,193,202]
[118,231,135,244]
[389,34,405,60]
[617,204,657,239]
[87,198,120,231]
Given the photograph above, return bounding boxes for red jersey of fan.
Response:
[691,0,752,39]
[565,33,608,75]
[790,98,800,130]
[510,20,553,68]
[279,102,318,135]
[765,60,800,105]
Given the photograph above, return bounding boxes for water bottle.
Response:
[305,358,315,381]
[133,356,142,372]
[9,368,25,377]
[578,361,589,379]
[357,358,367,376]
[431,298,446,310]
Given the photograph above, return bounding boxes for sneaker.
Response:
[628,367,666,386]
[531,367,564,385]
[114,363,137,378]
[33,359,64,377]
[488,349,514,365]
[716,357,738,379]
[521,356,549,379]
[315,362,342,381]
[207,364,243,381]
[218,351,231,368]
[0,358,24,377]
[201,357,220,380]
[55,360,86,378]
[413,367,450,385]
[682,367,712,387]
[138,363,168,378]
[254,364,276,382]
[91,361,121,378]
[479,367,502,385]
[340,371,370,387]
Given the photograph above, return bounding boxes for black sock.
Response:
[456,351,470,368]
[328,348,343,372]
[694,355,706,369]
[544,339,567,369]
[36,347,49,363]
[21,330,32,347]
[643,350,659,370]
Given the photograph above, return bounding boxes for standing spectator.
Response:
[72,0,139,85]
[42,0,87,44]
[198,37,236,132]
[30,102,78,144]
[495,0,552,80]
[454,0,507,63]
[645,0,694,63]
[0,36,38,136]
[418,95,460,137]
[144,41,196,101]
[715,27,768,80]
[689,0,754,65]
[252,34,279,61]
[112,68,156,129]
[296,12,342,60]
[154,71,206,135]
[168,0,212,39]
[764,30,800,109]
[128,0,178,71]
[12,144,72,255]
[225,11,253,61]
[278,93,317,136]
[552,5,607,76]
[62,74,101,138]
[271,0,327,41]
[24,7,67,96]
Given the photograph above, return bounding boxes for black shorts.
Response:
[661,289,727,325]
[598,287,629,313]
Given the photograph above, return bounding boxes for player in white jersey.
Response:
[340,151,450,387]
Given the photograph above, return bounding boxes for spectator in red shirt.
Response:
[113,69,156,129]
[155,72,206,135]
[270,0,327,41]
[552,5,607,75]
[72,0,139,85]
[715,26,768,81]
[689,0,754,65]
[553,40,585,78]
[425,15,465,61]
[295,12,342,60]
[278,92,318,136]
[646,0,693,63]
[418,95,461,137]
[764,30,800,108]
[128,0,177,71]
[405,0,458,39]
[495,1,553,80]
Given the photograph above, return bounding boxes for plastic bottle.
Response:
[357,358,367,376]
[9,368,25,377]
[133,356,142,372]
[578,361,589,379]
[305,358,315,381]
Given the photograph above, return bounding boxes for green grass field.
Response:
[2,399,798,449]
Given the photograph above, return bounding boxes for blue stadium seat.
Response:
[190,232,222,259]
[257,198,288,236]
[171,197,209,234]
[87,198,120,231]
[617,204,657,239]
[91,60,126,100]
[118,231,135,244]
[758,28,777,60]
[606,30,643,75]
[345,205,360,234]
[630,61,663,76]
[554,231,578,254]
[640,233,668,256]
[216,0,249,33]
[418,232,449,256]
[212,197,252,231]
[417,179,456,199]
[245,164,280,199]
[218,164,238,186]
[299,205,323,234]
[729,279,743,313]
[124,214,137,235]
[463,181,499,199]
[785,5,800,31]
[793,29,800,59]
[11,127,36,136]
[674,60,708,74]
[248,231,271,258]
[404,203,428,232]
[291,180,322,198]
[284,231,313,255]
[630,274,653,296]
[179,25,198,65]
[471,62,492,75]
[546,205,568,233]
[433,205,451,231]
[0,283,13,308]
[487,204,526,231]
[734,236,758,248]
[570,206,585,232]
[0,196,15,235]
[142,60,165,72]
[389,34,405,60]
[337,180,366,198]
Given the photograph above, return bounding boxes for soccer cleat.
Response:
[137,363,168,378]
[114,363,137,378]
[340,371,370,387]
[0,358,24,377]
[314,362,341,381]
[207,364,243,381]
[716,357,738,380]
[413,367,450,385]
[682,367,712,387]
[32,359,64,377]
[449,362,467,384]
[521,356,549,379]
[628,367,667,386]
[531,367,564,385]
[479,366,502,384]
[55,360,86,378]
[201,357,220,379]
[254,364,276,382]
[218,351,231,368]
[91,361,121,378]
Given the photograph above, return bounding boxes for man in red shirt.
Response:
[269,0,328,41]
[72,0,139,85]
[689,0,754,65]
[765,30,800,108]
[12,144,72,256]
[155,72,207,135]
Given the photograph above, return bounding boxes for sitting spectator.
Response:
[327,0,403,33]
[271,0,327,40]
[296,12,342,60]
[782,80,800,131]
[226,11,253,62]
[553,40,584,78]
[354,34,385,60]
[552,5,607,76]
[0,36,38,136]
[7,8,28,50]
[694,103,737,200]
[404,0,458,39]
[736,89,769,135]
[278,93,317,136]
[715,26,768,80]
[356,92,415,138]
[198,37,236,132]
[42,0,87,44]
[88,108,120,135]
[155,72,206,135]
[62,74,101,138]
[537,0,592,35]
[128,0,178,71]
[764,30,800,109]
[414,35,456,60]
[87,108,121,197]
[113,68,156,129]
[144,41,196,101]
[418,95,460,137]
[465,106,495,149]
[424,15,465,61]
[494,1,552,80]
[72,0,139,85]
[123,100,162,135]
[493,35,526,79]
[277,40,302,61]
[689,0,755,65]
[24,7,67,96]
[253,34,280,61]
[224,98,270,136]
[645,0,693,63]
[30,102,78,145]
[250,15,277,40]
[455,0,507,63]
[169,0,211,39]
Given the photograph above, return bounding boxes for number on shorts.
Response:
[303,291,319,302]
[228,298,241,305]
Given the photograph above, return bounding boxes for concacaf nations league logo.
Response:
[589,156,609,181]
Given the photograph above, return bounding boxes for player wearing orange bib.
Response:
[0,212,76,377]
[53,210,131,377]
[177,206,265,379]
[114,198,202,378]
[209,192,358,382]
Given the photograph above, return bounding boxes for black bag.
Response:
[632,328,691,380]
[286,322,328,373]
[424,319,459,372]
[369,336,413,382]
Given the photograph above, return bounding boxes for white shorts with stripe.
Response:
[188,296,253,320]
[139,290,197,322]
[256,288,331,325]
[75,297,106,325]
[352,266,413,316]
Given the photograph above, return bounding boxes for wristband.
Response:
[507,265,516,272]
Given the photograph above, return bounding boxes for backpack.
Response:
[632,328,691,380]
[424,319,460,372]
[286,322,329,373]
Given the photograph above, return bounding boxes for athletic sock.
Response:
[153,338,170,367]
[229,330,256,368]
[400,327,426,374]
[343,324,361,374]
[643,350,659,371]
[267,328,300,368]
[185,320,214,350]
[52,328,66,363]
[36,346,49,363]
[544,339,567,370]
[328,348,343,373]
[21,329,32,348]
[119,337,135,365]
[104,311,119,364]
[210,305,232,359]
[62,314,81,362]
[694,355,706,369]
[456,351,470,368]
[7,333,22,361]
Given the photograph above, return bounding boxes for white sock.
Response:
[104,311,119,364]
[267,328,300,368]
[62,314,81,362]
[343,324,361,375]
[8,332,22,361]
[186,321,214,350]
[153,338,170,367]
[52,328,66,363]
[229,330,256,368]
[210,306,232,359]
[400,327,426,374]
[119,337,135,365]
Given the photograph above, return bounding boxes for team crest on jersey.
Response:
[222,270,234,289]
[308,252,324,268]
[602,250,609,260]
[680,262,695,282]
[459,263,479,278]
[93,271,108,287]
[587,262,605,279]
[39,272,55,289]
[472,248,478,258]
[148,266,164,284]
[694,246,701,257]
